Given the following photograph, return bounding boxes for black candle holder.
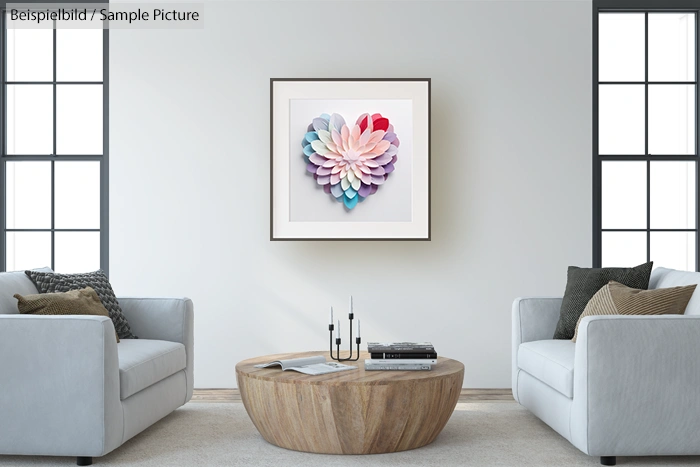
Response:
[329,312,361,362]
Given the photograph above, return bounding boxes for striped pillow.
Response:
[572,280,697,342]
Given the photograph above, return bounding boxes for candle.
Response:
[336,319,340,339]
[357,319,361,338]
[349,295,353,315]
[329,306,333,325]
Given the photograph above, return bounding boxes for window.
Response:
[593,1,699,271]
[0,15,108,273]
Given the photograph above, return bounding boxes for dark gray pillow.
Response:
[553,262,653,340]
[25,270,136,340]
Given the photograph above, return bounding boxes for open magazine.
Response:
[254,355,356,375]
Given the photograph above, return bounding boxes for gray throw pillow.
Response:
[552,262,653,340]
[25,270,136,340]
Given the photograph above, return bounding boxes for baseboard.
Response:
[191,388,514,403]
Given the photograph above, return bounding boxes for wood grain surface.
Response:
[235,351,465,454]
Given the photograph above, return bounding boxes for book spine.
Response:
[367,347,434,353]
[370,352,438,359]
[364,363,432,371]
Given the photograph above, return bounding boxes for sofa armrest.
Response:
[511,297,562,402]
[571,315,700,456]
[119,297,194,401]
[0,315,122,457]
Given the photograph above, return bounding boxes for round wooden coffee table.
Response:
[236,351,464,454]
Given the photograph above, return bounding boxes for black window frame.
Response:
[593,0,700,270]
[0,0,109,275]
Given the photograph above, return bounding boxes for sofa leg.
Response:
[77,457,92,466]
[600,456,616,466]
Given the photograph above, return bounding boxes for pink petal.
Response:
[322,160,337,168]
[370,166,385,176]
[340,126,350,149]
[359,129,372,147]
[317,175,330,185]
[353,167,363,179]
[330,173,341,185]
[331,130,343,147]
[316,166,332,176]
[364,160,379,168]
[358,165,371,175]
[331,165,342,174]
[368,130,385,145]
[361,173,372,184]
[370,140,391,155]
[371,175,385,185]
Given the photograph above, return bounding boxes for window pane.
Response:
[599,13,645,82]
[54,232,100,273]
[602,161,647,229]
[6,232,51,272]
[648,85,695,155]
[57,29,103,82]
[602,232,647,267]
[6,27,53,81]
[7,85,53,155]
[651,232,695,271]
[599,85,645,155]
[6,162,52,229]
[54,162,100,229]
[56,85,103,155]
[649,13,696,82]
[650,161,695,229]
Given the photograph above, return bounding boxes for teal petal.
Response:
[345,188,357,199]
[344,194,359,209]
[320,113,331,121]
[305,132,319,143]
[303,144,314,157]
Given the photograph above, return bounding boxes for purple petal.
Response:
[384,163,395,174]
[306,163,317,174]
[307,123,314,132]
[323,184,331,194]
[370,166,386,176]
[382,132,396,142]
[317,175,330,185]
[374,154,392,165]
[391,155,398,164]
[313,173,318,180]
[309,153,326,166]
[316,166,332,176]
[370,185,379,195]
[312,117,329,132]
[393,136,400,147]
[331,183,344,198]
[358,183,372,197]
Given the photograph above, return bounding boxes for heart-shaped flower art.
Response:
[302,113,400,210]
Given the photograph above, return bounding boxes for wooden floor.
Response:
[192,388,514,403]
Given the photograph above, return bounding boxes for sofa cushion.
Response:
[650,267,700,315]
[518,340,575,398]
[118,339,186,400]
[0,268,52,314]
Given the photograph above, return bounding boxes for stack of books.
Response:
[365,342,437,371]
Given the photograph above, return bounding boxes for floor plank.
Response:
[192,388,514,403]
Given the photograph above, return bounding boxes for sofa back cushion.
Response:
[0,268,52,314]
[650,267,700,315]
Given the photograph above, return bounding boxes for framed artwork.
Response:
[270,78,431,240]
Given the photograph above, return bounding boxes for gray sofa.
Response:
[512,267,700,465]
[0,269,194,465]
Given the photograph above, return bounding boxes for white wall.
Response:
[109,0,592,388]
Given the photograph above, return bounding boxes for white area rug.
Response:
[1,403,699,466]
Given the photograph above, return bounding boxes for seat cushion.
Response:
[650,267,700,315]
[518,340,575,398]
[118,339,186,400]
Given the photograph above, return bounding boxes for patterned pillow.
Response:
[571,280,697,342]
[25,270,136,340]
[553,262,653,340]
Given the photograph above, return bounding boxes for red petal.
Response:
[359,115,369,133]
[373,118,389,132]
